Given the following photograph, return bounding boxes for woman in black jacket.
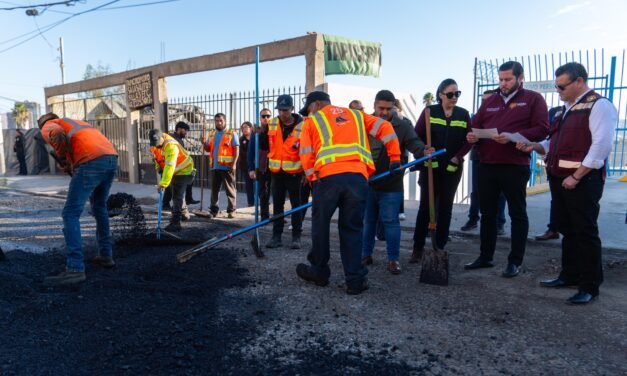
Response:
[411,78,471,262]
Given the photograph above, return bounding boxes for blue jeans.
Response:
[362,190,403,261]
[307,173,368,288]
[62,155,117,272]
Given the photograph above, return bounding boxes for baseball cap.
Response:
[275,94,294,110]
[298,91,331,116]
[149,129,163,147]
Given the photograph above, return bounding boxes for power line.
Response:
[0,0,81,11]
[0,0,120,54]
[92,0,179,11]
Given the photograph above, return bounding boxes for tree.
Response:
[80,61,123,98]
[12,102,30,128]
[422,92,435,107]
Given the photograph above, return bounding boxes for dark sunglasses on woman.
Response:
[443,91,462,99]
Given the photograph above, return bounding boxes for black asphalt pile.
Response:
[0,224,418,375]
[107,192,147,243]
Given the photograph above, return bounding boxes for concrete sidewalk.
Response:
[1,173,625,251]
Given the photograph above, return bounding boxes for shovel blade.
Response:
[250,232,264,258]
[419,248,449,286]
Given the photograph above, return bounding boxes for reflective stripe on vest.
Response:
[310,109,373,167]
[424,160,439,168]
[163,138,193,174]
[450,120,467,128]
[446,163,458,172]
[63,117,93,140]
[429,117,447,126]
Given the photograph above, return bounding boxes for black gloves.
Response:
[389,161,402,176]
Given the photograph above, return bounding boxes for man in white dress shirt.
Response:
[517,62,617,305]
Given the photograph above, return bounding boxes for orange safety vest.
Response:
[267,117,304,174]
[150,134,194,175]
[299,105,400,181]
[204,129,235,167]
[40,117,117,167]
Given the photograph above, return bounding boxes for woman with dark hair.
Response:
[410,78,471,262]
[239,121,254,206]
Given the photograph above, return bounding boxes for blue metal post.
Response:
[608,56,617,175]
[254,47,260,227]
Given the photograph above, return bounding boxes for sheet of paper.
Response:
[501,132,530,144]
[472,128,498,139]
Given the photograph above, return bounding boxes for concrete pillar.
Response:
[153,75,168,132]
[125,110,140,184]
[305,33,325,93]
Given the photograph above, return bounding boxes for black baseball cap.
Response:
[175,121,190,131]
[275,94,294,110]
[149,129,163,147]
[298,91,331,116]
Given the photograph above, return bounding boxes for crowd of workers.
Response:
[31,61,616,305]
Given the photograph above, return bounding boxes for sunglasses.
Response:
[261,114,271,119]
[443,91,462,99]
[555,80,576,91]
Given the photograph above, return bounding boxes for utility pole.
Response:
[59,37,66,117]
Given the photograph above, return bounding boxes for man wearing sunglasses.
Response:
[248,108,272,220]
[465,61,549,279]
[516,62,617,305]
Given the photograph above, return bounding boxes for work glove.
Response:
[389,161,402,176]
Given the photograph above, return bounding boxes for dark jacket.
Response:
[370,114,425,192]
[248,125,270,173]
[415,104,472,165]
[472,87,549,165]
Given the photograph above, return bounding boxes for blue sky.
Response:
[1,0,626,114]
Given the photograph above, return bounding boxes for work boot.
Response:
[387,260,401,275]
[346,279,369,295]
[186,199,200,205]
[409,244,424,264]
[265,236,283,248]
[535,229,559,241]
[90,255,115,268]
[227,212,236,219]
[290,235,301,250]
[296,263,329,287]
[44,269,86,286]
[181,211,191,221]
[165,221,182,232]
[460,220,478,231]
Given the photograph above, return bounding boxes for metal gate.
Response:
[473,49,627,184]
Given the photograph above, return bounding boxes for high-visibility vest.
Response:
[299,105,400,181]
[205,129,235,167]
[151,134,194,187]
[151,134,194,174]
[40,117,117,167]
[267,117,304,174]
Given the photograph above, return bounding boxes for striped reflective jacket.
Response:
[299,105,400,181]
[268,116,304,174]
[151,134,194,187]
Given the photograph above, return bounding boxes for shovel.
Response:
[176,151,446,264]
[250,46,263,258]
[420,108,449,286]
[193,120,213,218]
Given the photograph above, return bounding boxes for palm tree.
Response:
[12,102,30,128]
[422,92,435,107]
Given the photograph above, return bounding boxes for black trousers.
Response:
[414,166,463,250]
[17,152,27,175]
[163,181,195,205]
[307,173,368,288]
[549,170,604,295]
[271,171,303,237]
[256,170,271,220]
[478,164,530,265]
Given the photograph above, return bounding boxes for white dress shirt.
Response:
[540,90,617,169]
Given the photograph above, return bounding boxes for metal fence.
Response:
[166,86,306,192]
[474,49,627,186]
